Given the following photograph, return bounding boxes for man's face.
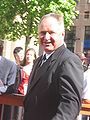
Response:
[38,17,65,53]
[15,50,24,64]
[25,50,35,64]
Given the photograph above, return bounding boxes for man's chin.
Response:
[44,48,53,53]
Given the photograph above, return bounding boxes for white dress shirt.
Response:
[41,52,54,66]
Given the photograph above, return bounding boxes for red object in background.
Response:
[18,70,29,95]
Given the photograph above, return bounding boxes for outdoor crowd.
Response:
[0,12,90,120]
[0,47,37,120]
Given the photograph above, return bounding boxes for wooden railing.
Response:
[0,94,24,120]
[0,93,24,106]
[80,102,90,115]
[0,94,90,116]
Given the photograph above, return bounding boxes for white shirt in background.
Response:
[82,66,90,100]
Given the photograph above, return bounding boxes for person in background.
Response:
[18,48,37,95]
[81,65,90,120]
[13,47,24,67]
[13,47,24,92]
[80,53,89,72]
[76,52,88,72]
[0,55,17,120]
[23,13,83,120]
[12,48,36,120]
[76,53,90,120]
[12,47,24,120]
[0,56,17,94]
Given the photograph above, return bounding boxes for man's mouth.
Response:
[44,41,51,44]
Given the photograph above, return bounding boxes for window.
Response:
[65,26,76,52]
[85,26,90,40]
[84,11,89,19]
[84,26,90,50]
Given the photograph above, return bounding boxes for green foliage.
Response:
[47,0,77,29]
[0,0,77,41]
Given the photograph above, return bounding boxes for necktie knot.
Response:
[42,54,46,61]
[39,54,46,66]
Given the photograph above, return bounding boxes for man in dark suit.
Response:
[23,13,83,120]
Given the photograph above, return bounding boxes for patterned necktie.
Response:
[40,54,46,66]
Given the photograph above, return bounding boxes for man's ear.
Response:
[62,31,65,37]
[61,31,65,41]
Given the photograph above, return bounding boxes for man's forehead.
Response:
[40,17,58,25]
[39,18,60,30]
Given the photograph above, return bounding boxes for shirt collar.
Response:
[43,52,54,60]
[0,56,2,61]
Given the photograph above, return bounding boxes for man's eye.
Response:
[40,31,55,36]
[40,32,46,35]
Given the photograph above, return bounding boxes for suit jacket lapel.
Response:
[27,55,54,92]
[27,45,66,93]
[27,56,42,86]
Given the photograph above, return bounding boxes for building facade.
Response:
[1,0,90,62]
[65,0,90,61]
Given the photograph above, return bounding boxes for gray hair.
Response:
[39,13,65,31]
[38,13,65,47]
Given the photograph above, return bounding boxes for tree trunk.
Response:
[25,36,31,51]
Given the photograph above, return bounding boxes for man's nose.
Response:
[44,32,51,40]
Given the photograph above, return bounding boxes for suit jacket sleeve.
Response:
[52,56,83,120]
[6,62,17,93]
[0,62,17,93]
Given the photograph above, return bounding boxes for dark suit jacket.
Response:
[14,65,23,93]
[24,45,83,120]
